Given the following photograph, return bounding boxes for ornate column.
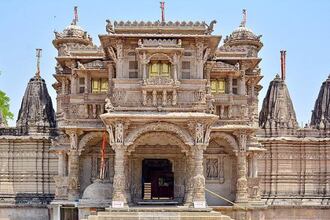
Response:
[184,153,195,206]
[107,122,128,208]
[235,131,248,203]
[139,52,148,80]
[192,144,207,207]
[239,70,246,95]
[58,150,67,176]
[192,122,207,208]
[112,144,127,206]
[67,149,80,201]
[66,129,80,201]
[228,75,233,94]
[172,53,179,82]
[252,153,258,178]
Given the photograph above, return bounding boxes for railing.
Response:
[205,187,247,211]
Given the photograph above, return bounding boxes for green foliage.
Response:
[0,70,14,125]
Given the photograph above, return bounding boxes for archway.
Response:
[205,132,238,206]
[78,132,114,195]
[127,131,190,204]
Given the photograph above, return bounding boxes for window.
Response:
[78,77,85,93]
[129,60,138,78]
[92,78,108,93]
[148,62,171,78]
[211,79,226,94]
[232,79,238,94]
[182,61,190,79]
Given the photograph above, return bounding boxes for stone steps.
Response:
[83,210,235,220]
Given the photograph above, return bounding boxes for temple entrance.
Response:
[142,159,174,200]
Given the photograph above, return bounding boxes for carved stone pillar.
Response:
[66,130,80,201]
[192,145,206,207]
[152,90,157,106]
[139,52,148,79]
[112,145,127,207]
[61,79,66,95]
[252,153,258,178]
[172,90,177,106]
[58,150,67,176]
[235,132,248,203]
[67,150,80,201]
[162,90,167,106]
[239,70,246,95]
[142,90,147,106]
[124,153,131,204]
[228,75,233,94]
[107,63,114,94]
[184,153,195,206]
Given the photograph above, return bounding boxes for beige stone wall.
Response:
[0,137,57,204]
[258,139,330,204]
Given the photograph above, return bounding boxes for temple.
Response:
[0,6,329,220]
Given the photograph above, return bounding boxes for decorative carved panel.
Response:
[204,155,224,183]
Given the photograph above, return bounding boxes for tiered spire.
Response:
[310,75,330,129]
[259,51,298,132]
[16,49,56,135]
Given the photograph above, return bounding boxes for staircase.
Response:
[143,182,152,200]
[83,207,235,220]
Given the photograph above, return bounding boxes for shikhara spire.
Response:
[35,48,41,79]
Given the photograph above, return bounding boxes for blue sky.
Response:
[0,0,329,126]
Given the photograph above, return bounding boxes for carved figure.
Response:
[69,132,78,150]
[105,97,114,113]
[195,123,204,144]
[204,20,217,35]
[106,19,115,34]
[115,122,124,143]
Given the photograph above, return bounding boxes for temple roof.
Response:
[310,75,330,129]
[259,74,298,130]
[105,20,217,35]
[16,75,56,134]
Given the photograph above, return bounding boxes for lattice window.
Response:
[211,79,226,94]
[148,62,171,78]
[91,78,108,93]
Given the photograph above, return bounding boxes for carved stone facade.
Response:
[1,7,330,220]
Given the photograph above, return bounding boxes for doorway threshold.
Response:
[137,200,179,205]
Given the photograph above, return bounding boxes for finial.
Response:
[240,9,247,27]
[35,48,42,79]
[160,1,165,23]
[72,6,78,25]
[280,50,287,81]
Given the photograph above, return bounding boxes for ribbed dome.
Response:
[310,75,330,129]
[224,10,263,50]
[224,25,263,49]
[61,23,86,39]
[82,180,113,201]
[228,26,259,41]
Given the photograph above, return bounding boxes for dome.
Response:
[82,179,113,202]
[61,23,86,39]
[53,7,93,48]
[228,26,260,41]
[224,9,263,50]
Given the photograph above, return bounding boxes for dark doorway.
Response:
[142,159,174,200]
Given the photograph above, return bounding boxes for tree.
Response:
[0,71,14,125]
